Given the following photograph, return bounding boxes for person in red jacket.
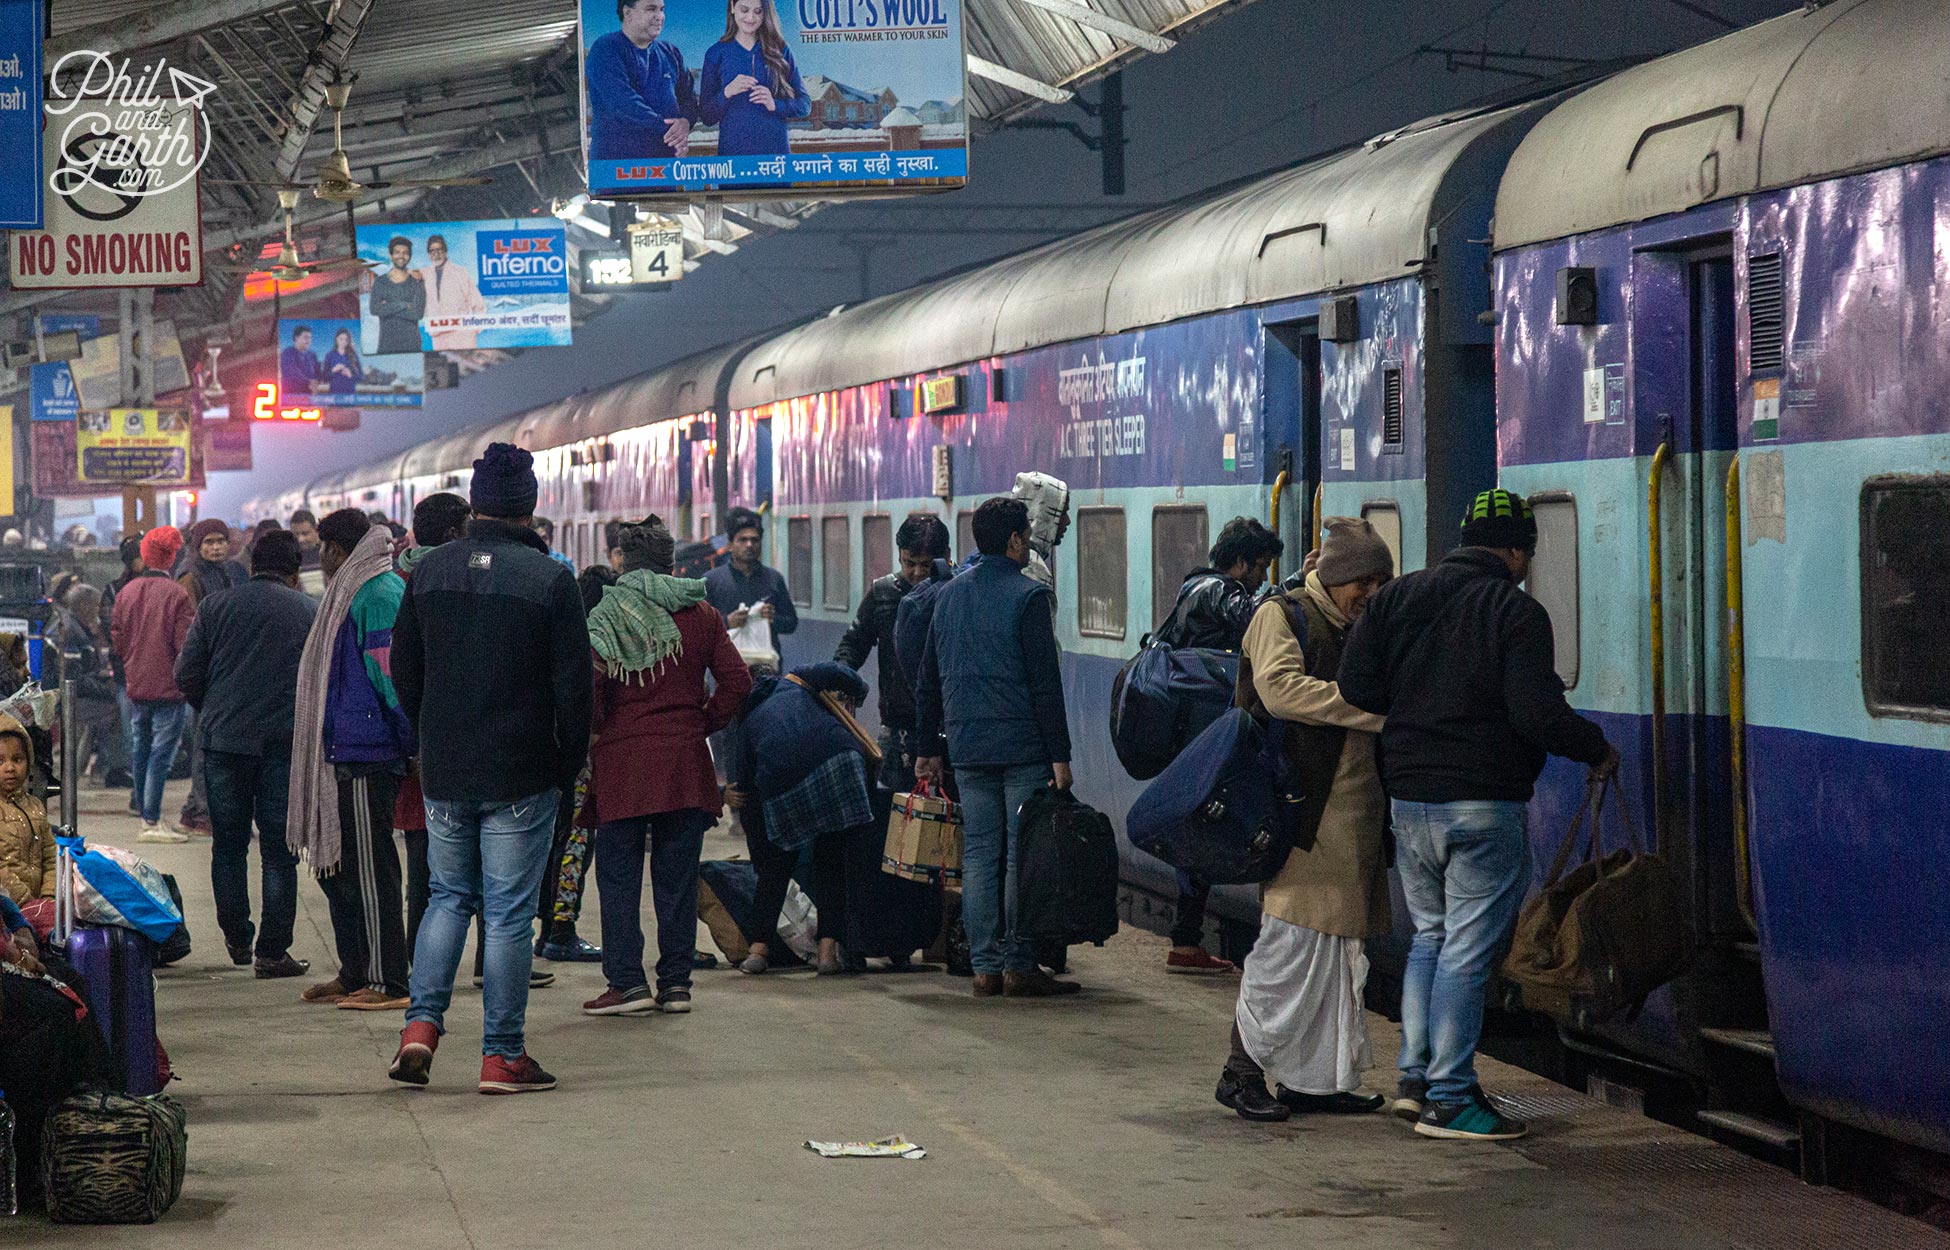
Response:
[579,515,750,1016]
[112,527,196,842]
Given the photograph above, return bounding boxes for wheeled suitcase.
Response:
[53,835,164,1097]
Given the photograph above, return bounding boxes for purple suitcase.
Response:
[54,836,163,1097]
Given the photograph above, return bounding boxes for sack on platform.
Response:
[1502,774,1692,1028]
[41,1088,187,1224]
[696,879,751,964]
[883,780,962,882]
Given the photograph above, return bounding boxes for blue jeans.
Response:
[128,700,188,825]
[1393,798,1531,1106]
[409,790,559,1058]
[594,809,710,994]
[955,763,1051,975]
[204,746,299,960]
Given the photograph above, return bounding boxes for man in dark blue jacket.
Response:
[174,531,317,979]
[586,0,698,161]
[916,497,1077,999]
[704,506,797,667]
[389,443,592,1095]
[1338,488,1616,1142]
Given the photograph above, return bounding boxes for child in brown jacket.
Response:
[0,713,55,933]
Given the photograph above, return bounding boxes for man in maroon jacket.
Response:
[112,527,196,842]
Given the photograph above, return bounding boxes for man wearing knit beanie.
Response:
[388,441,591,1094]
[1214,518,1391,1123]
[113,528,197,841]
[1338,489,1616,1142]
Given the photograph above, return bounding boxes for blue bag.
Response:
[1126,708,1303,885]
[56,836,183,943]
[1108,642,1240,781]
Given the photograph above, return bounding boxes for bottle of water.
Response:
[0,1087,16,1217]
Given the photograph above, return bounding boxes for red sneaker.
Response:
[389,1021,439,1087]
[1166,948,1238,975]
[479,1053,557,1095]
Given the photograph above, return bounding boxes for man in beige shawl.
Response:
[1214,518,1394,1122]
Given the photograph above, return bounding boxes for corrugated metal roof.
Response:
[1493,0,1950,251]
[732,101,1542,408]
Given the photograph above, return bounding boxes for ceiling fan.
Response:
[212,80,493,203]
[221,189,375,282]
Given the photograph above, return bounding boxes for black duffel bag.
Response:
[1108,639,1239,781]
[1502,773,1693,1028]
[1014,788,1120,947]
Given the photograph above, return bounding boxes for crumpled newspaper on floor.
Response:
[804,1136,927,1160]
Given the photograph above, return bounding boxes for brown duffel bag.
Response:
[1502,773,1692,1028]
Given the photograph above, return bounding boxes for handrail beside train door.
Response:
[1648,442,1672,851]
[1724,455,1758,934]
[1311,483,1323,555]
[1269,468,1290,578]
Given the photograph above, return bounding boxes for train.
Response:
[248,0,1948,1186]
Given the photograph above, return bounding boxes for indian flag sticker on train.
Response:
[1751,377,1780,442]
[1222,432,1236,472]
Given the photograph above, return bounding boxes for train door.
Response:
[1263,320,1323,571]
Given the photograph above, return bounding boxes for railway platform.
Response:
[22,780,1947,1249]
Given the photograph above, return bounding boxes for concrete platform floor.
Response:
[25,779,1948,1249]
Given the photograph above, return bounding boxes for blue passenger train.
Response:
[250,0,1947,1182]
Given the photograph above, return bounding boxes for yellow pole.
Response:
[1648,443,1670,848]
[1268,468,1290,578]
[1310,483,1323,554]
[1725,457,1757,933]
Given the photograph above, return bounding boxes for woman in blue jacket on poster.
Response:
[699,0,809,156]
[324,328,364,395]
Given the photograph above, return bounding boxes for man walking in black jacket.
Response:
[1339,489,1616,1142]
[387,443,593,1095]
[834,513,951,792]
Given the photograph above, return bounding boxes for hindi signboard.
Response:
[579,0,967,198]
[278,318,424,408]
[354,222,572,351]
[0,0,43,229]
[76,407,193,485]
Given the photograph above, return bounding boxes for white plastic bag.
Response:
[777,881,819,961]
[727,603,779,670]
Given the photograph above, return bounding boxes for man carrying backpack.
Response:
[1338,489,1617,1141]
[1153,517,1283,976]
[1214,518,1392,1122]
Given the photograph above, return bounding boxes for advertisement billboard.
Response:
[69,321,193,409]
[579,0,967,197]
[75,407,193,485]
[277,318,424,408]
[353,222,572,351]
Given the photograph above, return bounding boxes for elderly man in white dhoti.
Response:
[418,234,487,351]
[1212,517,1397,1123]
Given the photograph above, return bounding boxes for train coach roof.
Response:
[729,100,1541,409]
[1494,0,1950,250]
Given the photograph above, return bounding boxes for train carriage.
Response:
[1490,0,1950,1162]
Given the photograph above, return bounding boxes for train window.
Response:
[862,514,893,585]
[1525,494,1580,689]
[1360,502,1403,577]
[822,516,851,610]
[1077,507,1128,640]
[956,510,977,563]
[787,516,813,607]
[1861,478,1950,719]
[1150,506,1209,632]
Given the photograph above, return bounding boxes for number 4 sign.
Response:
[628,215,684,284]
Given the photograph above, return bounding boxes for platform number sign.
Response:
[629,215,684,284]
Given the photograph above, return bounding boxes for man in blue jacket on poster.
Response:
[587,0,698,161]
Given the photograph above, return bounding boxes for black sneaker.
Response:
[657,987,693,1014]
[1414,1095,1528,1141]
[1275,1087,1385,1114]
[1392,1076,1429,1122]
[1214,1072,1291,1123]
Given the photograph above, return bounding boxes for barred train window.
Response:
[1151,506,1209,634]
[1360,501,1403,579]
[822,516,851,610]
[1525,495,1580,689]
[1862,478,1950,718]
[787,516,813,607]
[862,514,893,585]
[1077,507,1128,640]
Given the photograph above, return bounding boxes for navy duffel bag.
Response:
[1108,642,1240,781]
[1127,707,1304,885]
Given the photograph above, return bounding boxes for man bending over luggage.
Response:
[1338,489,1616,1142]
[915,497,1078,999]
